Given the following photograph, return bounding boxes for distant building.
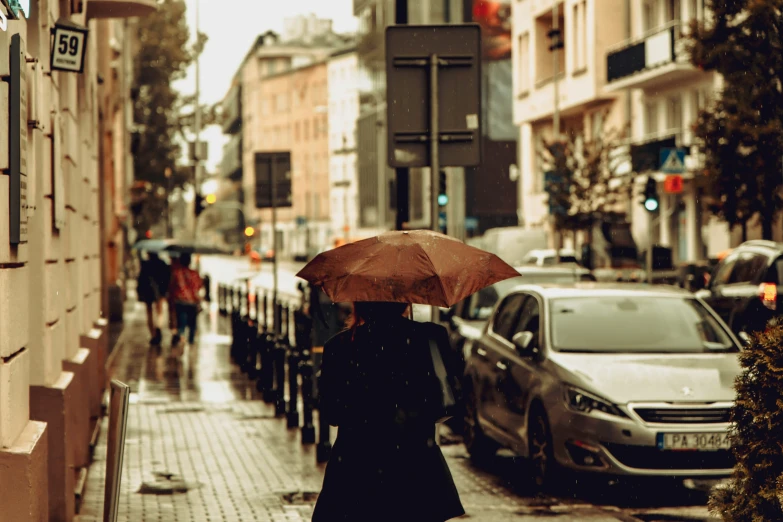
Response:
[327,47,366,245]
[219,17,351,257]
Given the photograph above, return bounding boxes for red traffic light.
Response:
[145,230,153,239]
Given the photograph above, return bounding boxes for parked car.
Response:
[520,249,579,267]
[440,266,594,435]
[463,283,742,488]
[696,240,783,335]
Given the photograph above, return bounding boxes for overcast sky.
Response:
[173,0,357,173]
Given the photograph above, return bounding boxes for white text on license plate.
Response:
[657,432,730,451]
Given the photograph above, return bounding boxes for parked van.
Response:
[481,227,549,266]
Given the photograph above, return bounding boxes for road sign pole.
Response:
[430,53,440,233]
[647,211,654,285]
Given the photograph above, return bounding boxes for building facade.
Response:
[512,0,628,244]
[0,0,148,520]
[605,0,730,260]
[327,47,363,245]
[219,20,348,258]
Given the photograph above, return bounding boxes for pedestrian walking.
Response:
[311,301,465,522]
[137,251,171,345]
[168,253,203,350]
[297,230,520,522]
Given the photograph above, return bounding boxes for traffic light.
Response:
[642,176,659,212]
[437,170,448,207]
[205,193,217,205]
[244,226,255,238]
[195,193,205,217]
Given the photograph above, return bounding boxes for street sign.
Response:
[385,24,482,169]
[50,20,88,73]
[254,152,292,209]
[663,174,684,194]
[659,147,686,174]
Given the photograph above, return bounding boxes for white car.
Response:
[521,249,580,267]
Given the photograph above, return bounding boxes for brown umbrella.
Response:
[295,230,520,308]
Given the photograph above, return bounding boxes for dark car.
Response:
[696,240,783,335]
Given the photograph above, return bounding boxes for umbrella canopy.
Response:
[163,241,228,256]
[296,230,520,308]
[132,238,174,253]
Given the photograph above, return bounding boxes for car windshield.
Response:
[549,296,737,353]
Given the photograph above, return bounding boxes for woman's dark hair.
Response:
[179,253,192,267]
[346,301,410,332]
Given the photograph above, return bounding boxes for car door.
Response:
[705,252,740,323]
[494,294,542,440]
[473,293,526,429]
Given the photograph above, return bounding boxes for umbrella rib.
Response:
[421,244,450,306]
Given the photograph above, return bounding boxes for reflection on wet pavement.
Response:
[118,303,263,404]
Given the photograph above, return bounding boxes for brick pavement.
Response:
[76,295,716,522]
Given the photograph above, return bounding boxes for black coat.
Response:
[312,316,465,522]
[137,257,171,304]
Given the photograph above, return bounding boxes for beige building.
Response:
[513,0,628,243]
[0,0,149,520]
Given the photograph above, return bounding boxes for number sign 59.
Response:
[51,24,88,73]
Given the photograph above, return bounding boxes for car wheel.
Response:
[528,407,555,490]
[463,382,497,463]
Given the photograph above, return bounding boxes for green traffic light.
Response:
[644,198,659,212]
[438,194,449,206]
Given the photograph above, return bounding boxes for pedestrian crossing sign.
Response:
[659,148,686,174]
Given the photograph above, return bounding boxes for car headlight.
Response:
[564,386,628,418]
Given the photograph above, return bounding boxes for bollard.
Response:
[273,313,287,417]
[230,286,240,362]
[259,293,275,401]
[217,284,224,314]
[203,273,212,303]
[316,381,332,463]
[238,287,250,373]
[286,306,300,429]
[300,357,316,444]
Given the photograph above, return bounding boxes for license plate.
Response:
[657,432,731,451]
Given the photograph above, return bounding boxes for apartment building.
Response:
[220,18,348,258]
[604,0,727,259]
[0,0,148,519]
[327,47,365,245]
[512,0,628,242]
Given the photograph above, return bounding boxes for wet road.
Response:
[175,255,722,521]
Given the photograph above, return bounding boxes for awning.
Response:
[86,0,157,19]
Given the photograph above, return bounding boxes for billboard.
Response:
[467,0,516,141]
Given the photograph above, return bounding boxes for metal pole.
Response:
[194,0,202,190]
[430,53,440,232]
[377,105,386,232]
[552,2,562,264]
[647,213,654,284]
[272,157,279,335]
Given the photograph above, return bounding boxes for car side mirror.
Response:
[738,331,751,346]
[512,331,535,353]
[694,288,712,300]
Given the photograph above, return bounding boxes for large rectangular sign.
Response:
[386,24,482,169]
[254,151,292,209]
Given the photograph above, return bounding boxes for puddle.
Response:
[138,471,201,495]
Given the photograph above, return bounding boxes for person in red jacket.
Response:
[168,253,203,349]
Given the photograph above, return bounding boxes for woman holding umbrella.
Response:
[297,230,519,522]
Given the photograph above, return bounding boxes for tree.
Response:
[540,118,633,235]
[132,0,193,190]
[687,0,783,240]
[710,325,783,521]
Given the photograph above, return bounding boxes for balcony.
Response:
[605,22,704,92]
[86,0,156,19]
[222,84,242,135]
[220,134,242,181]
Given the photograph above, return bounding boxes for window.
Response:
[517,33,530,93]
[573,1,587,71]
[267,60,277,75]
[711,254,738,287]
[511,296,541,340]
[644,100,659,136]
[491,294,526,341]
[729,253,768,284]
[666,95,682,134]
[549,296,735,353]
